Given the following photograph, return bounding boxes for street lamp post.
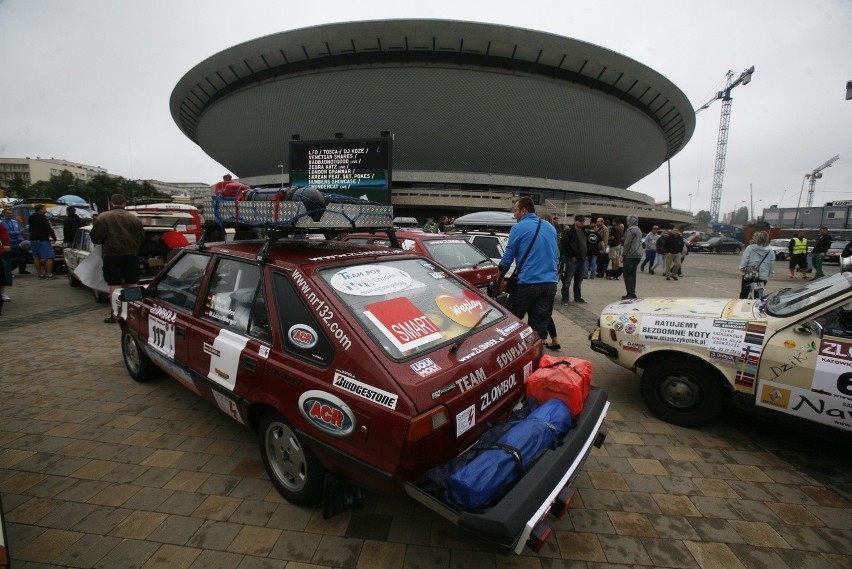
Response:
[751,199,763,221]
[688,193,692,213]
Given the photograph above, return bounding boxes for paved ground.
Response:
[0,252,850,568]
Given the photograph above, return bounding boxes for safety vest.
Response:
[792,236,808,255]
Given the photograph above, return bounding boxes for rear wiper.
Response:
[450,308,493,355]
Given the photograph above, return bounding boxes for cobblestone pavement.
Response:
[0,252,850,568]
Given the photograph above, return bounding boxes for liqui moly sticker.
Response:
[364,297,442,352]
[329,265,412,296]
[411,357,442,378]
[436,290,488,327]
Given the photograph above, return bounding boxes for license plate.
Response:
[590,327,601,341]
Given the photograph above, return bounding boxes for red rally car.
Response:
[113,201,608,553]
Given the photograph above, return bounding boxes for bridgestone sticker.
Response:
[332,370,398,410]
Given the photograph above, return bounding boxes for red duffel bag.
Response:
[526,355,592,416]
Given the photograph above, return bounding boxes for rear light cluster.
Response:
[401,406,452,470]
[526,487,576,552]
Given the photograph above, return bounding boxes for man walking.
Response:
[560,214,588,304]
[811,226,831,279]
[640,225,660,274]
[608,219,624,271]
[497,196,558,341]
[622,215,642,299]
[664,227,685,280]
[91,194,145,323]
[28,204,57,279]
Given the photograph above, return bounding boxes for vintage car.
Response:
[65,212,194,301]
[590,272,852,434]
[113,200,609,554]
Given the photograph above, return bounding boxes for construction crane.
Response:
[695,66,755,223]
[805,155,840,207]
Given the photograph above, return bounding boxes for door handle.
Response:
[176,327,186,339]
[241,356,257,373]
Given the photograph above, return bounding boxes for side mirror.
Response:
[119,287,145,302]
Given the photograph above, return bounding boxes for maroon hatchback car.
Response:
[113,202,608,553]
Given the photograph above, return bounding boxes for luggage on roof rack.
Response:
[206,194,394,231]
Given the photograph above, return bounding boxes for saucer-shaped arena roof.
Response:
[171,19,694,192]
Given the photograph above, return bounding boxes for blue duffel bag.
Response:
[445,398,572,510]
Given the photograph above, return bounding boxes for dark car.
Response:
[690,236,743,253]
[113,200,608,554]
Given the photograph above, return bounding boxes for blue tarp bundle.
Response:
[445,399,572,510]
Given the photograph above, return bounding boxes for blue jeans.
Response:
[585,255,597,279]
[561,257,585,300]
[623,257,640,297]
[641,250,656,272]
[505,282,558,340]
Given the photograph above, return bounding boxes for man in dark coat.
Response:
[559,214,588,303]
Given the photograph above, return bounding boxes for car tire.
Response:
[259,409,325,505]
[711,247,717,253]
[640,357,724,427]
[69,273,82,287]
[735,247,742,254]
[121,327,159,382]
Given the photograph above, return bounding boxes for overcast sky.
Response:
[1,0,850,216]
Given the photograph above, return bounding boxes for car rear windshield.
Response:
[420,239,494,270]
[765,272,852,317]
[318,258,503,360]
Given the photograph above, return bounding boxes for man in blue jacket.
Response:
[497,197,559,340]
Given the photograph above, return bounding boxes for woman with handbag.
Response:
[738,231,775,299]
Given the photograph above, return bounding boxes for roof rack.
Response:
[199,196,400,259]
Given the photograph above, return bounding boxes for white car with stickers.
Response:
[590,272,852,433]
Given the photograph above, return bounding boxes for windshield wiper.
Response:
[473,258,493,268]
[450,308,493,355]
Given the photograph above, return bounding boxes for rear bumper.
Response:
[404,387,609,554]
[589,327,619,358]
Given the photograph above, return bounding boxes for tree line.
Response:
[3,170,170,212]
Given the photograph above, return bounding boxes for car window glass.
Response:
[272,272,335,366]
[318,258,503,360]
[202,258,262,333]
[74,228,87,250]
[153,252,211,312]
[766,272,852,317]
[421,239,492,270]
[471,235,501,258]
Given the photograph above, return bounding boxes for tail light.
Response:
[526,521,552,552]
[186,224,197,231]
[401,406,452,470]
[551,487,576,519]
[531,338,544,373]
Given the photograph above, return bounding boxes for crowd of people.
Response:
[0,194,143,320]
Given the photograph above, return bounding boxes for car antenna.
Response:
[450,308,493,355]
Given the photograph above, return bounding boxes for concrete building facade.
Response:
[170,19,697,226]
